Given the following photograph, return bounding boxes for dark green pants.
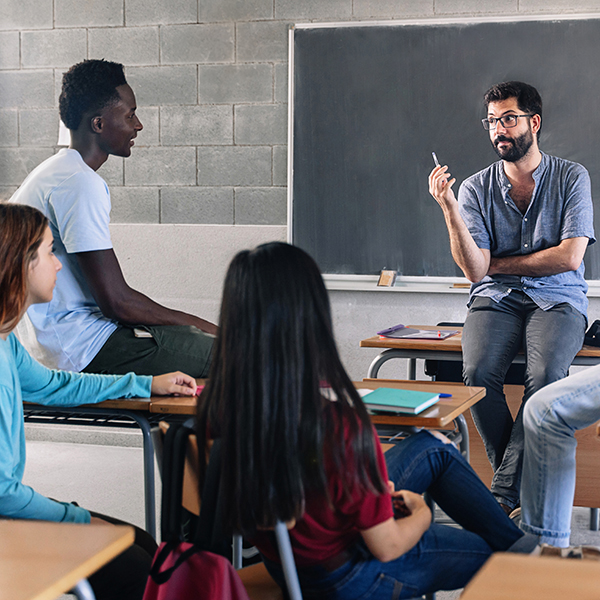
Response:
[82,325,213,377]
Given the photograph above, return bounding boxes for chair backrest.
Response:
[159,421,201,516]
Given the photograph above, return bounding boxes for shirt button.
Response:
[524,218,528,222]
[524,244,528,247]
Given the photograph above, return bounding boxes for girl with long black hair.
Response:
[197,241,535,599]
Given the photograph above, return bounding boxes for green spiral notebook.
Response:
[361,387,440,415]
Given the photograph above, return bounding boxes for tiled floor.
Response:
[23,429,600,600]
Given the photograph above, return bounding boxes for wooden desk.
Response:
[24,402,158,537]
[23,380,208,538]
[148,380,485,426]
[359,379,485,429]
[360,326,600,379]
[149,380,485,460]
[361,326,600,521]
[460,552,600,600]
[360,379,485,461]
[0,520,133,600]
[23,378,482,537]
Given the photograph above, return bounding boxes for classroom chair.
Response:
[158,420,300,600]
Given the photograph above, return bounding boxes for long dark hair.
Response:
[0,204,48,334]
[196,242,386,534]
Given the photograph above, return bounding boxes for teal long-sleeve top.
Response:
[0,333,152,523]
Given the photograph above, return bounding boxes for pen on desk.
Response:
[432,152,440,167]
[439,393,452,398]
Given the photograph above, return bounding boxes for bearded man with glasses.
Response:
[428,81,594,520]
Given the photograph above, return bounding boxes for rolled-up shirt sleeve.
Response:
[560,164,595,245]
[458,181,492,250]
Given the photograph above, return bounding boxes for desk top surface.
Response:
[359,379,485,428]
[460,552,600,600]
[360,325,600,357]
[0,520,133,600]
[114,378,483,427]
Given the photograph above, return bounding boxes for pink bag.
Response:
[143,542,250,600]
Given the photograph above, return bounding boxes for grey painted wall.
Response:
[3,0,600,379]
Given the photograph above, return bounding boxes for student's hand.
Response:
[151,372,197,396]
[428,165,457,212]
[394,489,430,519]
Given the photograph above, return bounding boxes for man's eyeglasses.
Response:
[481,114,534,130]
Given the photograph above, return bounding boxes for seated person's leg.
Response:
[462,294,523,472]
[83,324,213,377]
[523,301,586,400]
[491,302,586,511]
[385,431,525,552]
[86,510,157,600]
[521,364,600,547]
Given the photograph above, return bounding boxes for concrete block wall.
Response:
[1,0,594,220]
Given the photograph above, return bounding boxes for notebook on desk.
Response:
[360,387,440,415]
[377,324,458,340]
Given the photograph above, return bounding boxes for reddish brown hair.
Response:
[0,203,48,334]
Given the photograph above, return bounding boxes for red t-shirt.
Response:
[254,414,393,567]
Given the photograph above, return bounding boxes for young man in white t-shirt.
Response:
[11,59,216,377]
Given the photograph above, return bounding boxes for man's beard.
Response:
[492,128,534,162]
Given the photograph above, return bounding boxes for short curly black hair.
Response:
[59,59,127,131]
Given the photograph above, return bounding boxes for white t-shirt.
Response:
[11,149,118,371]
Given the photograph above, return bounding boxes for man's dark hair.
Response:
[484,81,543,139]
[59,59,127,131]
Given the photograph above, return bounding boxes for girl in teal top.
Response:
[0,203,197,600]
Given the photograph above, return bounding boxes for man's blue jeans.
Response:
[521,364,600,547]
[264,431,531,599]
[462,291,585,508]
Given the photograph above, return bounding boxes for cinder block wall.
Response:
[1,0,592,224]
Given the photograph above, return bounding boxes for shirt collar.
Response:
[498,150,548,189]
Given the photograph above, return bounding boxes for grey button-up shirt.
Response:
[458,152,595,318]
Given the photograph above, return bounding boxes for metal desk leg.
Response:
[72,579,96,600]
[119,410,156,539]
[590,508,599,531]
[367,350,417,379]
[454,414,470,463]
[408,358,416,380]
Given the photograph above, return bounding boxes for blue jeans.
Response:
[264,431,530,599]
[521,364,600,547]
[462,291,585,508]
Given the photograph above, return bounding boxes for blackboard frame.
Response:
[288,15,600,285]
